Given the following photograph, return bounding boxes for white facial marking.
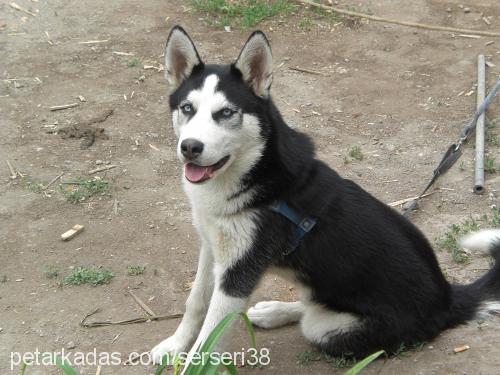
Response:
[172,74,265,214]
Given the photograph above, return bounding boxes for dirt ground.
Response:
[1,0,500,374]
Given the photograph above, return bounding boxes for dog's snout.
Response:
[180,138,204,160]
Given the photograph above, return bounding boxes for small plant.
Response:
[192,0,296,28]
[63,266,114,286]
[297,350,324,364]
[436,218,480,263]
[344,146,364,164]
[127,265,146,276]
[60,177,110,204]
[298,17,314,29]
[27,181,45,194]
[484,156,497,174]
[485,117,499,146]
[128,57,140,67]
[44,266,60,279]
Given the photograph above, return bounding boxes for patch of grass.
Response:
[296,351,356,368]
[298,17,314,29]
[486,117,499,146]
[435,207,500,263]
[63,266,114,286]
[60,177,110,204]
[344,146,364,163]
[27,181,45,194]
[127,57,140,67]
[44,266,60,279]
[192,0,296,28]
[296,350,324,364]
[436,218,480,263]
[484,156,497,174]
[127,265,146,276]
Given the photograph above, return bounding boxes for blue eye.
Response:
[221,108,234,118]
[181,103,193,114]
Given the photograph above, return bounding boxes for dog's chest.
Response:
[195,209,258,265]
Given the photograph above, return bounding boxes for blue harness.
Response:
[269,201,317,255]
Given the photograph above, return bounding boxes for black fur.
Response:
[168,26,500,358]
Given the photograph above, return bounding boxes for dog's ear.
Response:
[164,26,203,90]
[234,31,273,98]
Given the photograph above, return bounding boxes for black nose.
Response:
[180,138,204,160]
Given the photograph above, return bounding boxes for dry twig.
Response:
[88,164,117,175]
[80,308,182,328]
[298,0,500,38]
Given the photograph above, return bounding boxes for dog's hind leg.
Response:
[248,301,304,329]
[300,303,368,356]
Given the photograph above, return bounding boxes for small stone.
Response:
[66,341,76,349]
[464,7,471,13]
[446,7,452,12]
[95,160,103,165]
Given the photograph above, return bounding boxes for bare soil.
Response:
[1,0,500,374]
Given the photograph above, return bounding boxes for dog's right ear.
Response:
[164,26,203,90]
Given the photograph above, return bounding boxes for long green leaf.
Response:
[191,313,239,375]
[154,354,171,375]
[239,312,256,348]
[344,350,385,375]
[54,357,79,375]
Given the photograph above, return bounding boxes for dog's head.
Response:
[164,26,272,185]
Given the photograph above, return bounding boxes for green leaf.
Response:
[54,357,80,375]
[239,312,256,348]
[344,350,385,375]
[154,354,171,375]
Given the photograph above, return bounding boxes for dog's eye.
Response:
[180,103,193,114]
[221,108,234,119]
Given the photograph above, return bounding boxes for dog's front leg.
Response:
[151,244,214,363]
[183,264,252,369]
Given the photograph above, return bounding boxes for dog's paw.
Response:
[247,301,301,329]
[151,335,190,364]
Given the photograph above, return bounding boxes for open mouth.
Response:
[184,155,230,183]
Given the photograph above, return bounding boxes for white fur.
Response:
[461,229,500,254]
[248,301,304,328]
[151,243,214,363]
[300,302,359,345]
[477,301,500,319]
[177,75,265,216]
[181,266,247,373]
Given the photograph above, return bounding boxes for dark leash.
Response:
[403,78,500,217]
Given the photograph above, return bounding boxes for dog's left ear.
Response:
[234,31,273,98]
[164,26,203,90]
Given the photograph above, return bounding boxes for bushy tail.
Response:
[448,229,500,326]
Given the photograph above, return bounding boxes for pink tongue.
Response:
[185,163,211,182]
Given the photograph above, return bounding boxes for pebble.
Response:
[95,160,103,165]
[464,7,471,13]
[446,7,452,12]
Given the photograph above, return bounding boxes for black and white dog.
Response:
[152,26,500,363]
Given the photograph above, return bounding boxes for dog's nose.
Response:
[180,138,204,160]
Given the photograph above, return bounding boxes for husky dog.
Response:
[151,26,500,363]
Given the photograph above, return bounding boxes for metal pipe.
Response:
[474,55,486,194]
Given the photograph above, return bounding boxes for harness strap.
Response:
[269,200,317,255]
